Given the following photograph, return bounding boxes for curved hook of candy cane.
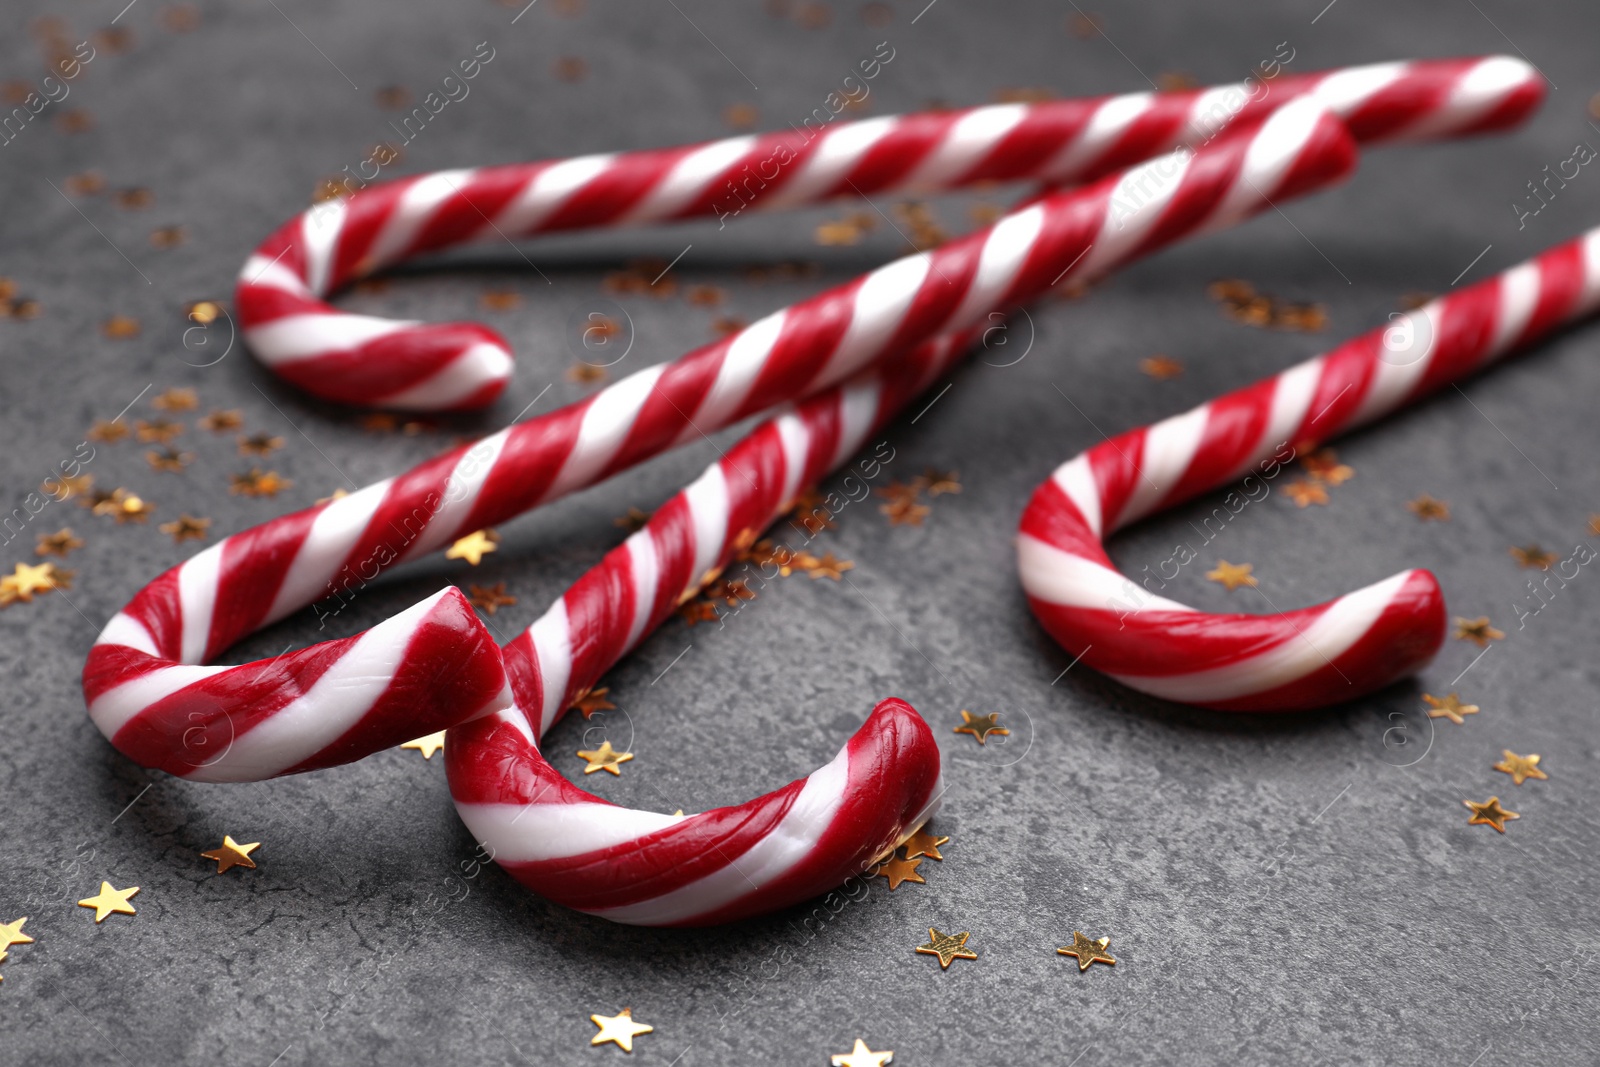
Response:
[1018,226,1600,712]
[84,100,1359,787]
[232,56,1539,411]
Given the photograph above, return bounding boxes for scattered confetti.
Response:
[77,882,139,923]
[1408,494,1451,521]
[570,686,616,719]
[916,928,977,969]
[577,740,633,776]
[103,316,141,339]
[198,408,242,431]
[446,529,500,565]
[200,836,260,874]
[1492,750,1546,786]
[136,418,183,443]
[1453,616,1504,647]
[151,387,198,411]
[35,528,83,557]
[237,433,285,457]
[145,447,194,472]
[590,1009,653,1052]
[1463,796,1517,833]
[874,854,925,890]
[1058,931,1117,971]
[832,1039,894,1067]
[158,514,210,543]
[401,731,447,760]
[1509,545,1556,569]
[1422,692,1478,725]
[467,581,517,615]
[953,709,1008,745]
[1205,560,1257,591]
[1283,479,1329,508]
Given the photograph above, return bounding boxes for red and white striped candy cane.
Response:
[86,102,1356,925]
[1019,227,1600,712]
[235,56,1540,410]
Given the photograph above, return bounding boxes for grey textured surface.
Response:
[3,1,1600,1064]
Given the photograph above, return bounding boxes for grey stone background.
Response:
[2,0,1598,1064]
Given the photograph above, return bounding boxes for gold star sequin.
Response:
[42,473,93,500]
[230,469,291,498]
[799,552,853,580]
[1422,692,1478,725]
[136,418,183,443]
[237,433,285,457]
[77,881,139,922]
[916,928,977,969]
[567,362,608,385]
[1205,560,1257,591]
[614,507,650,531]
[401,731,447,760]
[88,419,129,443]
[1407,494,1451,521]
[1057,930,1116,971]
[188,302,225,326]
[901,827,949,861]
[707,578,755,608]
[1284,479,1329,507]
[103,315,141,339]
[1301,448,1354,485]
[832,1039,894,1067]
[1509,545,1556,570]
[953,710,1008,745]
[589,1008,653,1052]
[570,686,616,719]
[479,289,521,312]
[678,600,719,626]
[151,387,198,411]
[1493,750,1547,786]
[198,408,242,431]
[35,528,83,557]
[881,498,930,526]
[200,835,260,874]
[359,413,399,432]
[0,917,33,950]
[88,488,154,523]
[1464,796,1518,833]
[577,740,633,776]
[467,582,517,615]
[0,562,71,604]
[875,854,925,890]
[159,514,210,544]
[145,447,194,472]
[1454,617,1504,648]
[446,529,499,565]
[922,469,961,496]
[1139,355,1184,380]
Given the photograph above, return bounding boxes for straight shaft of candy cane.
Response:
[87,101,1358,783]
[1019,226,1600,711]
[235,56,1540,410]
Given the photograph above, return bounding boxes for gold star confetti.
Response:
[1422,692,1478,725]
[567,361,608,385]
[953,709,1009,745]
[401,731,447,760]
[881,498,930,526]
[200,835,260,874]
[1058,930,1117,971]
[103,315,141,339]
[1509,545,1556,570]
[577,740,633,776]
[799,552,853,580]
[901,827,949,861]
[922,469,961,496]
[1284,479,1329,507]
[187,302,225,326]
[194,410,242,436]
[570,686,616,719]
[479,289,521,311]
[446,529,499,565]
[115,494,154,523]
[1590,515,1600,538]
[145,447,194,473]
[875,854,925,890]
[678,600,719,627]
[159,514,210,543]
[686,283,726,307]
[467,582,517,615]
[916,928,977,969]
[1139,355,1184,380]
[832,1038,894,1067]
[723,103,759,129]
[1453,616,1504,648]
[136,418,183,443]
[1464,796,1518,833]
[42,473,92,500]
[0,918,33,950]
[88,419,130,443]
[112,189,151,212]
[238,433,285,457]
[64,170,107,195]
[590,1008,653,1052]
[0,562,70,604]
[229,469,291,498]
[708,578,756,608]
[35,528,83,557]
[1205,560,1257,591]
[77,881,139,922]
[151,387,198,411]
[816,218,869,246]
[359,412,399,432]
[1408,494,1451,521]
[316,488,350,505]
[614,506,650,531]
[1301,448,1354,485]
[1493,750,1547,786]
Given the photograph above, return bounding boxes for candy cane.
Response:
[1019,227,1600,711]
[86,102,1357,925]
[235,56,1540,410]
